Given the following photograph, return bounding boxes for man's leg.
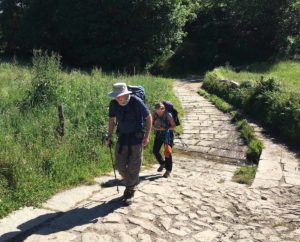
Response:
[127,144,143,188]
[115,143,142,203]
[115,142,128,183]
[120,144,142,203]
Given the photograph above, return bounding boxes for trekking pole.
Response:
[108,143,119,193]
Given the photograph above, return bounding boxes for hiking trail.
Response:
[1,78,299,242]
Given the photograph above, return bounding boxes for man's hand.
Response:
[142,135,150,146]
[104,135,113,147]
[143,114,152,146]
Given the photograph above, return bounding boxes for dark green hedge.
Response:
[203,72,300,147]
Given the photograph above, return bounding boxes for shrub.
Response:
[202,72,230,99]
[22,50,62,109]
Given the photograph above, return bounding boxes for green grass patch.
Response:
[214,60,300,92]
[198,89,234,113]
[0,55,180,218]
[236,120,264,162]
[232,166,257,185]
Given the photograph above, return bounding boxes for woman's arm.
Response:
[168,115,176,130]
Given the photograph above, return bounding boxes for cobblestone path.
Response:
[1,79,299,242]
[173,80,247,164]
[5,157,299,242]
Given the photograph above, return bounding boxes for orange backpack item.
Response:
[164,143,172,158]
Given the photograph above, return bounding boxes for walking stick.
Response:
[108,143,119,193]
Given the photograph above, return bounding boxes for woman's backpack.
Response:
[162,100,180,126]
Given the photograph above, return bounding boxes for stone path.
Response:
[173,79,300,187]
[173,80,247,165]
[1,79,300,242]
[251,125,300,187]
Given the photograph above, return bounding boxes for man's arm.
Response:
[142,113,152,146]
[107,117,116,138]
[104,117,116,146]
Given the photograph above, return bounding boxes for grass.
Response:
[232,166,257,185]
[214,60,300,92]
[0,56,180,218]
[198,89,234,113]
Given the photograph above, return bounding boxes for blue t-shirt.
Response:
[109,95,149,145]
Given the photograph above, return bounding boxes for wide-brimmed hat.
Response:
[108,82,132,98]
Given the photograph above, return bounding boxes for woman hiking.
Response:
[152,102,176,178]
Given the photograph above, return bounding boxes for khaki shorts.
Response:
[115,143,143,188]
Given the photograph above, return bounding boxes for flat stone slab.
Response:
[252,128,300,187]
[43,184,101,212]
[0,207,56,242]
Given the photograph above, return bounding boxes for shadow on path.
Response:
[101,174,163,188]
[4,196,125,242]
[2,174,163,242]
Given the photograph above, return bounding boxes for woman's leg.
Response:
[153,135,164,165]
[165,154,172,172]
[164,131,174,175]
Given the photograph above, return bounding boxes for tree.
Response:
[17,0,195,70]
[0,0,30,53]
[167,0,299,72]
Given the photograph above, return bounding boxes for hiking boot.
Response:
[157,164,165,172]
[163,170,171,178]
[122,187,135,205]
[124,196,134,205]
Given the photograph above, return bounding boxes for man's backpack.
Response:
[116,85,146,135]
[128,85,145,103]
[162,100,180,126]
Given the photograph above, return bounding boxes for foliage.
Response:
[0,0,195,70]
[203,65,300,147]
[0,0,31,53]
[161,0,300,74]
[236,120,264,163]
[0,60,178,218]
[232,166,257,185]
[21,50,62,108]
[211,61,300,92]
[198,89,233,113]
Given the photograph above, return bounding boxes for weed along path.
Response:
[1,79,300,242]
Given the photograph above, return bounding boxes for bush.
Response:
[202,72,230,99]
[22,50,62,109]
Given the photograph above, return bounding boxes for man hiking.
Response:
[105,82,152,205]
